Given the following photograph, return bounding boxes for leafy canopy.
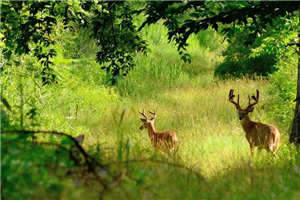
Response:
[1,1,299,84]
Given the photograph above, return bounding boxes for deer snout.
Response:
[238,112,246,120]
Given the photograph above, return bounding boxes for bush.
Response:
[266,55,297,129]
[215,15,297,79]
[56,25,97,59]
[214,53,278,78]
[245,53,278,76]
[214,59,244,78]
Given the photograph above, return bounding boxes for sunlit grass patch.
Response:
[3,18,298,200]
[44,43,298,199]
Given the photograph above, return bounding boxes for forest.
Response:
[1,1,300,199]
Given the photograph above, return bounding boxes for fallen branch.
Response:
[1,129,110,190]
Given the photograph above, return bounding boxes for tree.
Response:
[290,30,300,144]
[1,1,146,85]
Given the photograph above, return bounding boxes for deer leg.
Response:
[269,145,279,158]
[250,145,254,157]
[152,138,158,148]
[153,142,158,149]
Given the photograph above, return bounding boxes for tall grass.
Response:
[2,22,299,199]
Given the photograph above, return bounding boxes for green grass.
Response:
[59,36,298,199]
[2,23,299,199]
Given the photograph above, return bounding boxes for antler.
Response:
[229,89,240,108]
[247,89,259,108]
[139,109,148,119]
[148,111,156,120]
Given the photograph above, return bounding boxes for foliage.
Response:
[87,1,147,85]
[267,55,297,128]
[1,129,118,200]
[116,24,220,97]
[215,14,299,78]
[0,54,119,199]
[2,132,66,200]
[1,56,43,128]
[1,1,146,85]
[55,25,98,59]
[0,55,119,131]
[1,1,298,83]
[1,0,63,84]
[215,53,278,78]
[140,1,299,61]
[195,27,225,52]
[1,1,300,199]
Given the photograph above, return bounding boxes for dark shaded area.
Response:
[214,53,278,78]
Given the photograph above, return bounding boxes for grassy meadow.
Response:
[2,23,299,199]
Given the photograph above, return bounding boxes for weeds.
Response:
[1,23,299,200]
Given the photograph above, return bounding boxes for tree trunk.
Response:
[290,31,300,145]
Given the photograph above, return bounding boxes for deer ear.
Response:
[140,118,146,122]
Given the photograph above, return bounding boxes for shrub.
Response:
[215,53,278,78]
[245,53,278,76]
[214,59,244,78]
[266,55,297,129]
[215,15,297,79]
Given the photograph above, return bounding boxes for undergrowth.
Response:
[1,22,299,200]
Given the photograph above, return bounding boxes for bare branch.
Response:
[1,129,110,190]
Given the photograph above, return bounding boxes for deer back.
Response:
[152,130,178,150]
[243,121,280,152]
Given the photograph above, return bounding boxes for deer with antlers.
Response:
[229,89,280,156]
[139,110,178,153]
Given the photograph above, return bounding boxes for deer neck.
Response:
[147,124,156,138]
[240,115,254,132]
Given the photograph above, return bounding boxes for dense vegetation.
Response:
[1,1,299,199]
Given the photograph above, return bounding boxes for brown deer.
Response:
[229,89,280,156]
[139,110,178,153]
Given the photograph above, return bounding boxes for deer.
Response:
[229,89,280,156]
[139,110,178,153]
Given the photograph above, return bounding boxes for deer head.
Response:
[139,109,156,130]
[229,89,259,120]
